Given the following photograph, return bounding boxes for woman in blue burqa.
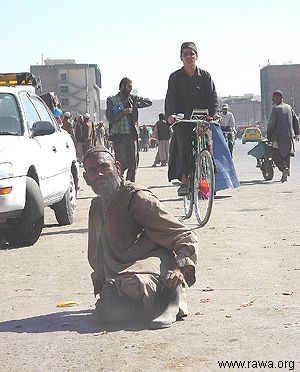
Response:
[210,115,239,192]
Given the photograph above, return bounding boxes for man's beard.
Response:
[90,176,120,199]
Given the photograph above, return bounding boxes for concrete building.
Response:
[260,63,300,121]
[30,59,102,120]
[220,94,261,126]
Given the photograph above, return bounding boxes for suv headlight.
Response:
[0,162,13,179]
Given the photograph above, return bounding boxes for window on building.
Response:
[95,69,101,88]
[61,98,69,106]
[60,86,69,95]
[60,73,67,82]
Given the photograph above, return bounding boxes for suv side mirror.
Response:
[31,121,56,137]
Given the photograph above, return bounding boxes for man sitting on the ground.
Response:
[83,145,198,329]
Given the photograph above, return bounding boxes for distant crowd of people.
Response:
[59,112,109,166]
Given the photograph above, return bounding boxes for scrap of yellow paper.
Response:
[56,301,80,307]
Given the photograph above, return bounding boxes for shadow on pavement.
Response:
[0,309,151,334]
[0,233,7,248]
[160,198,182,203]
[148,185,175,190]
[0,243,9,250]
[41,228,88,236]
[138,165,157,169]
[44,223,60,228]
[238,208,269,212]
[214,195,232,200]
[239,180,280,186]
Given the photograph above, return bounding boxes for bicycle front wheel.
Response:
[183,174,194,219]
[194,150,215,227]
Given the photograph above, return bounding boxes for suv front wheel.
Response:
[53,172,76,225]
[4,177,44,247]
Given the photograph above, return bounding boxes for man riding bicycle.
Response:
[220,103,236,156]
[165,41,218,196]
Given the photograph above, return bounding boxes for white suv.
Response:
[0,73,78,247]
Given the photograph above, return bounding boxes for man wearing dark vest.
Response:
[83,145,198,329]
[152,113,171,167]
[106,78,152,182]
[267,90,299,182]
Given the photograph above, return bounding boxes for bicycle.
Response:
[172,109,215,227]
[221,125,235,156]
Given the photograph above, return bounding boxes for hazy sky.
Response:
[1,0,300,99]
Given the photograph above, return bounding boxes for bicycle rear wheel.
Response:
[194,150,215,227]
[183,174,194,219]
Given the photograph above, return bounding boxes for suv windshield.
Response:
[0,93,22,135]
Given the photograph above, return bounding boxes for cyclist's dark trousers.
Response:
[272,148,290,172]
[168,122,196,182]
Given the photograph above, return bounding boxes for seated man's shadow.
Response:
[0,309,149,334]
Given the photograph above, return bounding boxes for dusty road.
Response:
[0,141,299,372]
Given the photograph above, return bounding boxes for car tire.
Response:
[242,140,246,144]
[4,177,44,247]
[53,172,76,225]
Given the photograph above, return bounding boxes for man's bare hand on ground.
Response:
[165,267,184,288]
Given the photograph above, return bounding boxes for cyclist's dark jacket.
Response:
[165,67,218,119]
[165,67,218,182]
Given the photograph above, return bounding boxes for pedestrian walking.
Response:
[267,90,300,182]
[61,111,74,137]
[82,113,97,155]
[74,115,85,165]
[95,121,106,146]
[139,125,150,152]
[152,113,171,166]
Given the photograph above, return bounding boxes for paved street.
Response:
[0,141,299,372]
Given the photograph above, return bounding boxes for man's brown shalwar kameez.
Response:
[88,181,198,310]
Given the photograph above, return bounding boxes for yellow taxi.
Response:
[242,126,262,144]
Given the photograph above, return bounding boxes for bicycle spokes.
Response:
[194,150,215,226]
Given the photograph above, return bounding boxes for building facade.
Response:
[260,64,300,121]
[30,59,102,120]
[220,94,261,126]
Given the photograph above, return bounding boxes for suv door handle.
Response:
[65,142,69,149]
[52,146,57,153]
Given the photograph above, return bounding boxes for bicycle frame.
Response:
[172,117,215,226]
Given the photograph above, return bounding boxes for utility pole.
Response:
[85,65,89,113]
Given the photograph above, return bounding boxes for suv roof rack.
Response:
[0,72,41,89]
